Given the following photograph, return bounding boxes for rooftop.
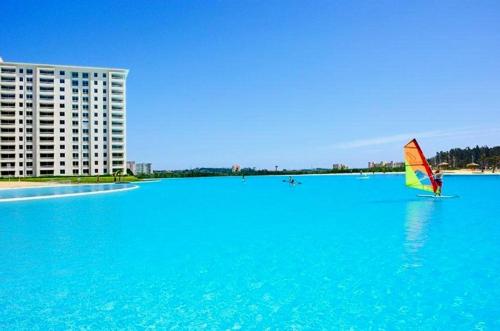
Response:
[0,58,128,73]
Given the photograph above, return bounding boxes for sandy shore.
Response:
[0,181,67,190]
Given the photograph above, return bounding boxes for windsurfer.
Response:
[434,169,443,196]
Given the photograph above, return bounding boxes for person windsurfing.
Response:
[434,169,443,196]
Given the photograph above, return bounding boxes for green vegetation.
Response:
[138,166,404,179]
[0,175,139,183]
[430,145,500,170]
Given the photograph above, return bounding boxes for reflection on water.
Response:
[403,200,435,269]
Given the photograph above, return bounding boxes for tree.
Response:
[487,156,500,173]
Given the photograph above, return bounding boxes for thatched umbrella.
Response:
[466,162,479,170]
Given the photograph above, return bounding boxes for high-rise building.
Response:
[0,58,128,177]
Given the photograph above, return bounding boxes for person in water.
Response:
[434,169,443,196]
[288,176,296,185]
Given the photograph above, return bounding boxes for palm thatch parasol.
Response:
[466,162,479,170]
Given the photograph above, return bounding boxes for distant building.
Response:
[368,161,404,169]
[332,164,348,170]
[231,164,240,172]
[126,161,136,174]
[135,162,152,175]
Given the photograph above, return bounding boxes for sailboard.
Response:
[404,139,438,193]
[416,194,458,199]
[404,139,458,198]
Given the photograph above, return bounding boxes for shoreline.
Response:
[1,170,498,189]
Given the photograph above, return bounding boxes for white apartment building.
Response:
[0,58,128,177]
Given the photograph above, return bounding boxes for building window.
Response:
[82,73,89,78]
[59,79,64,83]
[60,70,65,75]
[72,72,78,78]
[60,87,65,92]
[27,69,33,74]
[72,80,78,87]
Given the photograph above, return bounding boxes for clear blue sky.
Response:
[2,1,499,169]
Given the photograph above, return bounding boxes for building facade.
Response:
[368,161,404,169]
[135,163,152,175]
[0,58,128,177]
[126,160,136,174]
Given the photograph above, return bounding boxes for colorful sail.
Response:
[404,139,437,193]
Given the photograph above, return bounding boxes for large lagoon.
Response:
[1,175,499,329]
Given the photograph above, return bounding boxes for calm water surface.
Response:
[0,175,499,329]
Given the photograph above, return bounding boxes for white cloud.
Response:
[328,127,500,150]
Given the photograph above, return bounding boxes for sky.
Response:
[1,1,499,169]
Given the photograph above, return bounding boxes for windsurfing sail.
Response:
[404,139,437,193]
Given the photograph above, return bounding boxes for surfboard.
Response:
[417,194,458,199]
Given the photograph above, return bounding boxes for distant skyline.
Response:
[2,0,499,169]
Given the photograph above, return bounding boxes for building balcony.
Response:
[0,93,16,100]
[0,85,16,91]
[0,68,16,74]
[0,102,16,108]
[0,77,16,83]
[0,121,16,126]
[39,69,55,76]
[1,110,16,117]
[39,78,55,84]
[39,95,54,101]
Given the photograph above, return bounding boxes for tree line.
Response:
[429,145,500,170]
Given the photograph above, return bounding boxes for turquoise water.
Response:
[0,175,499,329]
[0,183,136,201]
